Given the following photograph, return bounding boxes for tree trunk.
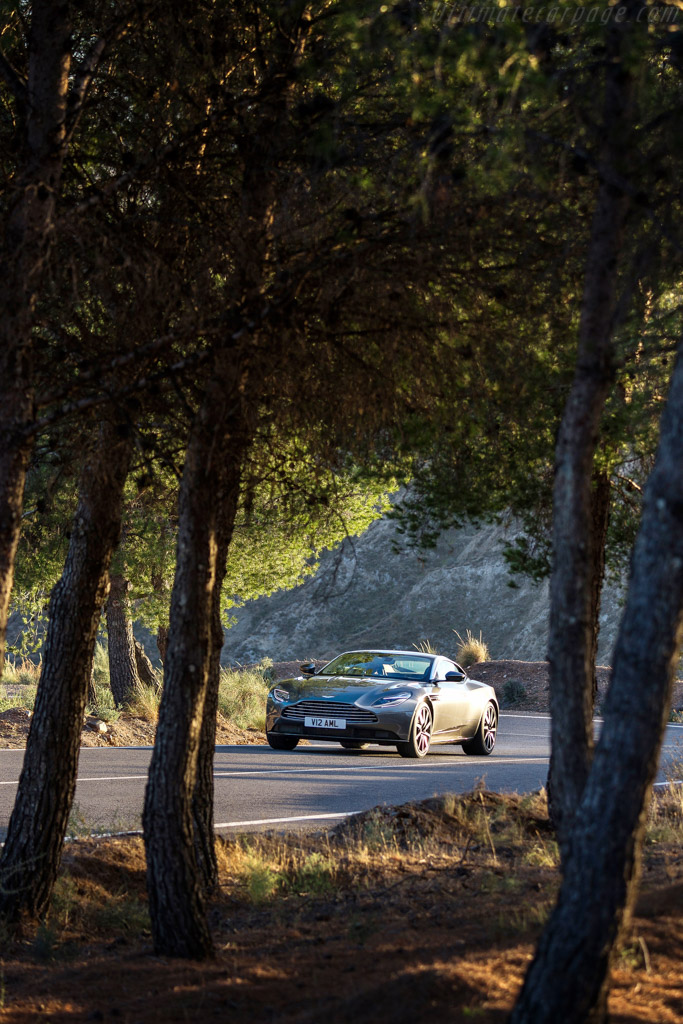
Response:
[546,14,634,853]
[106,573,140,706]
[135,641,158,691]
[587,470,611,703]
[192,477,242,896]
[0,419,132,923]
[143,367,249,958]
[156,625,169,665]
[0,1,72,664]
[510,339,683,1024]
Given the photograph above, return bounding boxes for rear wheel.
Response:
[267,733,299,751]
[461,702,498,756]
[340,740,368,750]
[397,702,432,759]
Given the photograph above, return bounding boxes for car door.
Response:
[430,658,473,738]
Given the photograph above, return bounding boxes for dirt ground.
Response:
[0,791,682,1023]
[0,706,263,749]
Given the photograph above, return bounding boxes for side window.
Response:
[433,657,452,680]
[442,659,463,679]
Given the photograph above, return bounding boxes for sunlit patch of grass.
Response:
[0,658,38,712]
[90,642,110,689]
[125,682,161,723]
[217,665,271,730]
[1,657,41,687]
[454,629,489,667]
[522,841,559,868]
[222,837,338,904]
[0,687,36,713]
[646,779,683,844]
[86,682,121,722]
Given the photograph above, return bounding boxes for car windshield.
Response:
[319,652,433,681]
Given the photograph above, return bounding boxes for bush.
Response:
[502,679,527,707]
[87,683,120,722]
[454,629,490,667]
[217,665,271,730]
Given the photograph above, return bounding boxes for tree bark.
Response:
[143,366,249,958]
[0,419,132,923]
[135,641,158,691]
[510,339,683,1024]
[106,573,140,706]
[156,625,169,665]
[0,1,72,664]
[546,13,634,853]
[192,475,242,896]
[587,470,611,702]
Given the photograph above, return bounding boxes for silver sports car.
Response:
[265,649,499,758]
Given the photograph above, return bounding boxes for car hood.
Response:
[277,674,423,704]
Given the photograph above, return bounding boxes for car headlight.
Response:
[271,688,290,703]
[372,690,413,707]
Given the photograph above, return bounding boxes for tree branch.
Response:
[0,49,27,108]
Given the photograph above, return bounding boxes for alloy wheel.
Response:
[482,704,497,753]
[414,703,432,755]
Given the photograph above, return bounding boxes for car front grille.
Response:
[281,701,379,724]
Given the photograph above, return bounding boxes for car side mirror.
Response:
[445,670,466,682]
[300,662,316,676]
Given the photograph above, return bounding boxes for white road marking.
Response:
[0,756,548,788]
[214,811,361,829]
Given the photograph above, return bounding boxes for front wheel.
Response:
[461,702,498,756]
[397,702,432,758]
[267,733,299,751]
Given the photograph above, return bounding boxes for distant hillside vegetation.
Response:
[220,516,624,666]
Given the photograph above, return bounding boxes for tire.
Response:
[267,733,299,751]
[462,702,498,756]
[397,702,432,758]
[339,740,368,750]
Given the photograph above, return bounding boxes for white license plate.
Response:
[304,716,346,730]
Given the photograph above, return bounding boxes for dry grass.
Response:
[2,788,683,1022]
[125,682,162,723]
[454,629,490,667]
[217,665,271,731]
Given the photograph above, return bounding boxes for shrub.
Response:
[217,665,271,730]
[454,629,490,667]
[502,679,527,706]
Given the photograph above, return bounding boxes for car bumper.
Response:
[266,700,416,744]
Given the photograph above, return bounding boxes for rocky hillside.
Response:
[220,516,625,666]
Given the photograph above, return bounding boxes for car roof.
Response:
[333,649,436,658]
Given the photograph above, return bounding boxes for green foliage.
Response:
[90,643,110,690]
[236,846,335,904]
[502,679,527,707]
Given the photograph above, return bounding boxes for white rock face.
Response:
[221,517,625,666]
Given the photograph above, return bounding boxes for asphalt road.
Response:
[1,712,682,839]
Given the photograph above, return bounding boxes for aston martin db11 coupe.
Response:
[265,649,498,758]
